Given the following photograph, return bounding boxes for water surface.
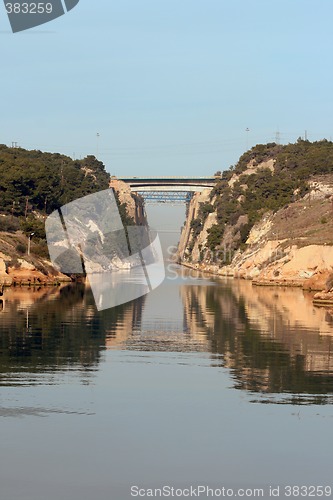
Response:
[1,268,333,499]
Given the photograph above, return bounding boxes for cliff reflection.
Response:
[1,276,333,403]
[181,279,333,403]
[0,285,145,384]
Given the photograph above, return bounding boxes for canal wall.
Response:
[0,234,71,286]
[0,181,146,286]
[177,170,333,294]
[110,178,146,225]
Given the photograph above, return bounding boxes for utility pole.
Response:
[245,128,250,150]
[275,130,281,144]
[27,232,34,256]
[305,130,308,141]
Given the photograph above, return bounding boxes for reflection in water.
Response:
[1,272,333,404]
[2,273,333,500]
[0,284,145,386]
[181,279,333,404]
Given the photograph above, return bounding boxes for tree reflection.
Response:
[181,281,333,403]
[1,278,333,404]
[0,284,145,382]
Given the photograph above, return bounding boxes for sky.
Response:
[1,0,333,177]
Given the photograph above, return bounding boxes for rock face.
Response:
[0,252,10,285]
[0,182,147,286]
[313,290,333,305]
[178,172,333,292]
[45,184,150,275]
[312,272,333,305]
[228,158,275,188]
[0,235,71,286]
[109,178,146,225]
[235,243,333,288]
[177,189,215,262]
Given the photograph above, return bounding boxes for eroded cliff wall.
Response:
[178,166,333,292]
[0,180,147,286]
[109,178,146,225]
[177,189,216,262]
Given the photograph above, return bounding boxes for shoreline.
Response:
[0,276,72,287]
[178,260,333,305]
[2,260,333,307]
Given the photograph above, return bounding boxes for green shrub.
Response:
[16,243,26,254]
[0,216,20,233]
[33,243,49,259]
[207,224,225,251]
[20,218,46,240]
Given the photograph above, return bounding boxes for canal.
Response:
[0,267,333,499]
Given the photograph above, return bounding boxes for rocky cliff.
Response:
[110,178,146,225]
[0,180,147,286]
[177,189,217,262]
[0,231,71,286]
[177,142,333,294]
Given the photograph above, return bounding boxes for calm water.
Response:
[1,267,333,499]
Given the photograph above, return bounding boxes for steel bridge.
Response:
[118,176,216,205]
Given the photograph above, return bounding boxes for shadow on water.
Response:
[1,273,333,404]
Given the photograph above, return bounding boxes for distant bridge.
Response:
[118,176,216,204]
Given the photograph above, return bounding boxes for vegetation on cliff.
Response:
[0,144,110,216]
[0,144,135,272]
[198,139,333,259]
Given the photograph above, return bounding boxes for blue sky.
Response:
[1,0,333,177]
